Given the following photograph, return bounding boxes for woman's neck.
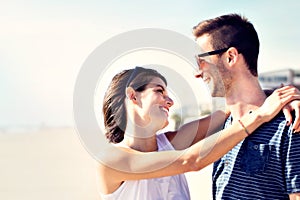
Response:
[122,133,158,152]
[124,105,160,152]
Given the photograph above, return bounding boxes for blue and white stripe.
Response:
[213,113,300,199]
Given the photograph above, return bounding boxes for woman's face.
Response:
[135,77,174,130]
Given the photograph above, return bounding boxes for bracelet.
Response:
[238,119,250,136]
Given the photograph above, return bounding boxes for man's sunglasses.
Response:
[196,48,229,58]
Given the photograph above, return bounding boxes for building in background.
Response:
[259,69,300,90]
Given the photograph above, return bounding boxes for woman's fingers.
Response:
[275,87,300,133]
[282,105,293,126]
[264,86,300,129]
[290,101,300,133]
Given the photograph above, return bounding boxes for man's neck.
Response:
[225,77,267,121]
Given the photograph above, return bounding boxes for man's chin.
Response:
[211,91,225,97]
[207,81,225,97]
[210,86,226,97]
[207,82,216,97]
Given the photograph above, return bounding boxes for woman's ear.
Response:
[126,87,137,103]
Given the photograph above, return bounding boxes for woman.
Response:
[98,67,300,200]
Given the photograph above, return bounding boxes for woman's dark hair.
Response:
[193,13,260,77]
[102,67,167,143]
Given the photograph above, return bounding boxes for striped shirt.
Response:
[213,112,300,199]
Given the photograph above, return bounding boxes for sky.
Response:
[1,0,299,128]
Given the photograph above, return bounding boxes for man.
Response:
[193,14,300,199]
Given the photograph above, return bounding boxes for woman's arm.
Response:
[98,86,300,194]
[165,110,227,150]
[166,86,300,150]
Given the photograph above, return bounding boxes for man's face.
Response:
[195,34,229,97]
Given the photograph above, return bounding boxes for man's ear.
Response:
[226,47,239,65]
[126,87,137,103]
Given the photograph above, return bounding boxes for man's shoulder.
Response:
[265,111,286,125]
[251,111,293,139]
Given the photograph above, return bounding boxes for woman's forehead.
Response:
[148,77,167,87]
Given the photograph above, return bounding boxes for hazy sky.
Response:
[1,0,299,127]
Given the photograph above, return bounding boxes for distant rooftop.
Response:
[259,68,300,90]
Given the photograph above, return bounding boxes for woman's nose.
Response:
[166,96,174,107]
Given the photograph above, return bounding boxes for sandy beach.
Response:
[0,128,212,200]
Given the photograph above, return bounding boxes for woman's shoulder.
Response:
[97,143,138,168]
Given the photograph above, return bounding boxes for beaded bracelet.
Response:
[238,119,250,136]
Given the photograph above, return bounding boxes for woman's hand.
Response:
[283,99,300,133]
[259,86,300,131]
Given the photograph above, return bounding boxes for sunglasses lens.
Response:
[193,58,202,77]
[196,56,207,67]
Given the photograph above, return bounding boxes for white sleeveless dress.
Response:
[100,133,190,200]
